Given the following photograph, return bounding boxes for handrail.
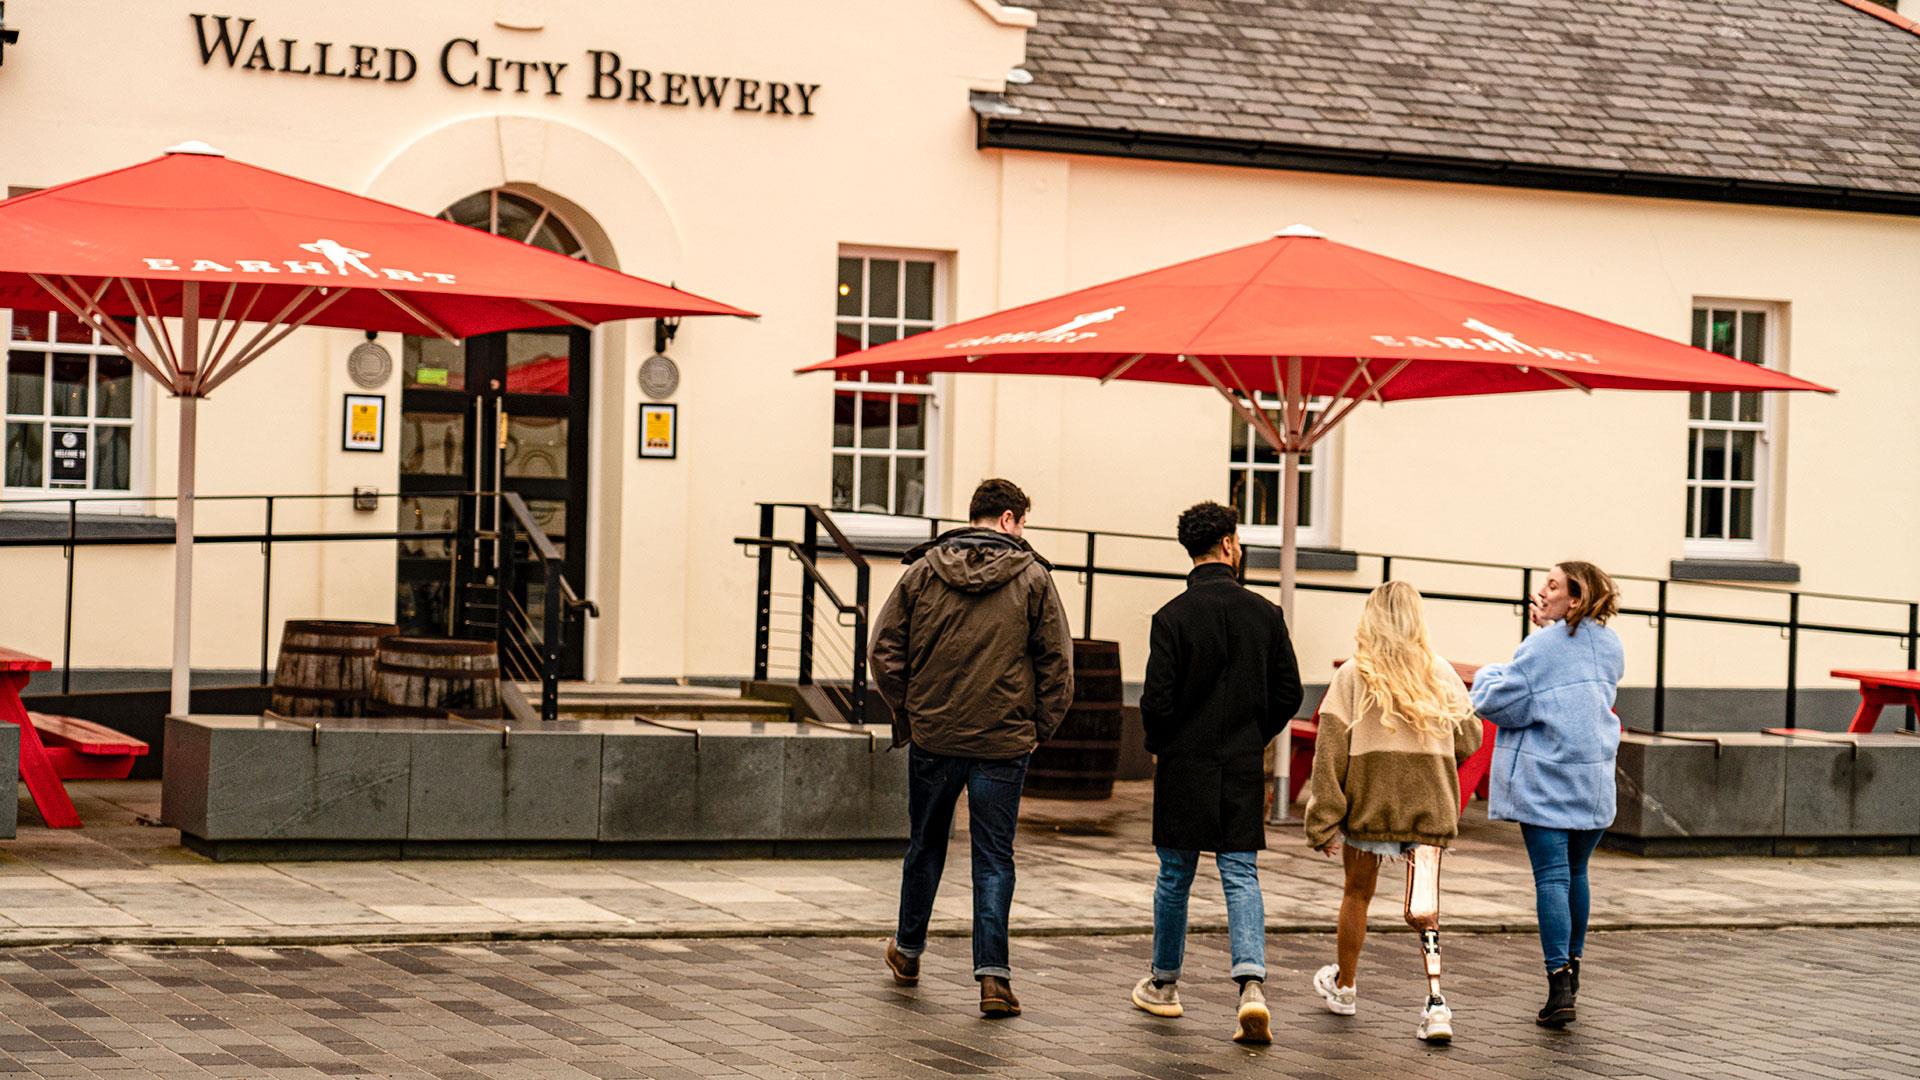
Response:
[744,504,872,726]
[734,537,864,617]
[756,502,1919,734]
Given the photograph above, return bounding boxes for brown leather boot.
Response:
[884,940,919,986]
[979,975,1021,1017]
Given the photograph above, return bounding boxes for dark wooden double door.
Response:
[396,329,590,678]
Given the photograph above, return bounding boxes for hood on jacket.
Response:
[904,527,1045,594]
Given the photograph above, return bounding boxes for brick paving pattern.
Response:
[0,928,1912,1078]
[2,783,1914,946]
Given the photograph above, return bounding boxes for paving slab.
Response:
[0,779,1911,946]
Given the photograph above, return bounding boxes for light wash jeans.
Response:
[1150,848,1266,982]
[1520,823,1606,972]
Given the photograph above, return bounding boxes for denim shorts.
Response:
[1344,835,1417,859]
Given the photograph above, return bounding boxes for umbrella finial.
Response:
[1275,224,1326,238]
[164,140,226,157]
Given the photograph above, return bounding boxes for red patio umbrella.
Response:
[803,226,1832,615]
[0,142,754,715]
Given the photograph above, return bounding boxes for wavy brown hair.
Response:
[1557,561,1619,634]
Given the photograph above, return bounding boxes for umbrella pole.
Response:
[169,284,201,718]
[1280,449,1299,623]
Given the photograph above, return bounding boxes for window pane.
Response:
[831,454,853,510]
[93,425,130,490]
[895,457,925,517]
[505,332,571,395]
[860,394,891,449]
[1685,484,1697,538]
[837,257,863,318]
[1709,311,1735,356]
[1707,392,1733,422]
[902,322,934,339]
[1736,392,1762,423]
[53,314,92,345]
[1701,484,1725,539]
[1230,411,1248,461]
[1688,391,1704,420]
[832,391,856,448]
[5,422,41,487]
[494,192,539,243]
[442,191,490,230]
[1730,487,1754,541]
[50,355,88,417]
[10,311,48,342]
[95,356,133,419]
[858,455,889,513]
[1738,312,1765,364]
[896,394,924,450]
[403,336,466,391]
[1296,470,1313,530]
[1730,431,1757,482]
[398,495,459,560]
[1701,430,1727,481]
[7,352,45,414]
[835,322,862,357]
[867,323,898,348]
[1687,429,1701,481]
[904,261,935,321]
[869,260,899,319]
[1250,469,1279,526]
[1689,308,1708,349]
[1252,412,1281,464]
[400,411,465,477]
[504,415,566,479]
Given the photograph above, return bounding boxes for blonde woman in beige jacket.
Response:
[1304,581,1483,1044]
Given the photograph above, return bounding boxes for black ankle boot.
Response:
[1536,966,1576,1028]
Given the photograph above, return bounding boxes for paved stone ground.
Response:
[0,928,1911,1078]
[0,781,1914,946]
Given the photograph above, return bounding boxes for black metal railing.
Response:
[0,490,594,721]
[736,503,871,725]
[741,503,1919,733]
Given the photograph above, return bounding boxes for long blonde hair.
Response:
[1350,581,1475,740]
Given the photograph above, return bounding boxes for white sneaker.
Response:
[1312,963,1356,1016]
[1417,998,1453,1044]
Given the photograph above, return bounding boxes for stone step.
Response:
[515,683,792,723]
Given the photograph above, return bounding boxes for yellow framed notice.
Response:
[639,403,677,459]
[343,393,385,452]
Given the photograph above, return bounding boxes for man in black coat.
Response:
[1129,502,1303,1043]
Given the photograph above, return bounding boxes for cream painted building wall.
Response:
[0,0,1912,701]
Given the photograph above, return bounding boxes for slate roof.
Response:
[994,0,1920,204]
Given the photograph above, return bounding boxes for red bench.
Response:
[1830,669,1920,733]
[29,713,148,780]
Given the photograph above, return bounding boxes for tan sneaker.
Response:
[1233,980,1272,1044]
[1131,975,1183,1018]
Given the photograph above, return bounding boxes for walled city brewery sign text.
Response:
[190,14,820,116]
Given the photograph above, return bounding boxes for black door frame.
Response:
[398,328,591,679]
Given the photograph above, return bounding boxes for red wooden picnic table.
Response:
[1830,669,1920,733]
[0,647,82,828]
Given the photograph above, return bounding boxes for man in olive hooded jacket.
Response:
[873,478,1074,1018]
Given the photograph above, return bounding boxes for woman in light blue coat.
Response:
[1469,561,1622,1030]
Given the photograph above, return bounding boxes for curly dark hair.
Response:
[1176,501,1240,558]
[968,478,1031,524]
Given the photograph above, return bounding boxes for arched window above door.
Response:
[437,189,592,262]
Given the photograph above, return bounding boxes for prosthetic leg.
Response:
[1403,845,1445,1003]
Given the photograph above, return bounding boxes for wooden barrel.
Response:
[269,620,399,718]
[1025,639,1124,800]
[369,637,502,720]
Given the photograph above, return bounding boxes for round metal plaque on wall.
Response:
[348,342,394,389]
[638,353,680,400]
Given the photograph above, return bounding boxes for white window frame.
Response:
[1232,394,1335,549]
[3,308,151,513]
[829,246,946,536]
[1684,299,1778,560]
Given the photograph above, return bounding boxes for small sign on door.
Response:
[49,426,88,486]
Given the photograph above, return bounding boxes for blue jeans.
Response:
[1150,848,1266,982]
[893,745,1029,979]
[1520,824,1605,972]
